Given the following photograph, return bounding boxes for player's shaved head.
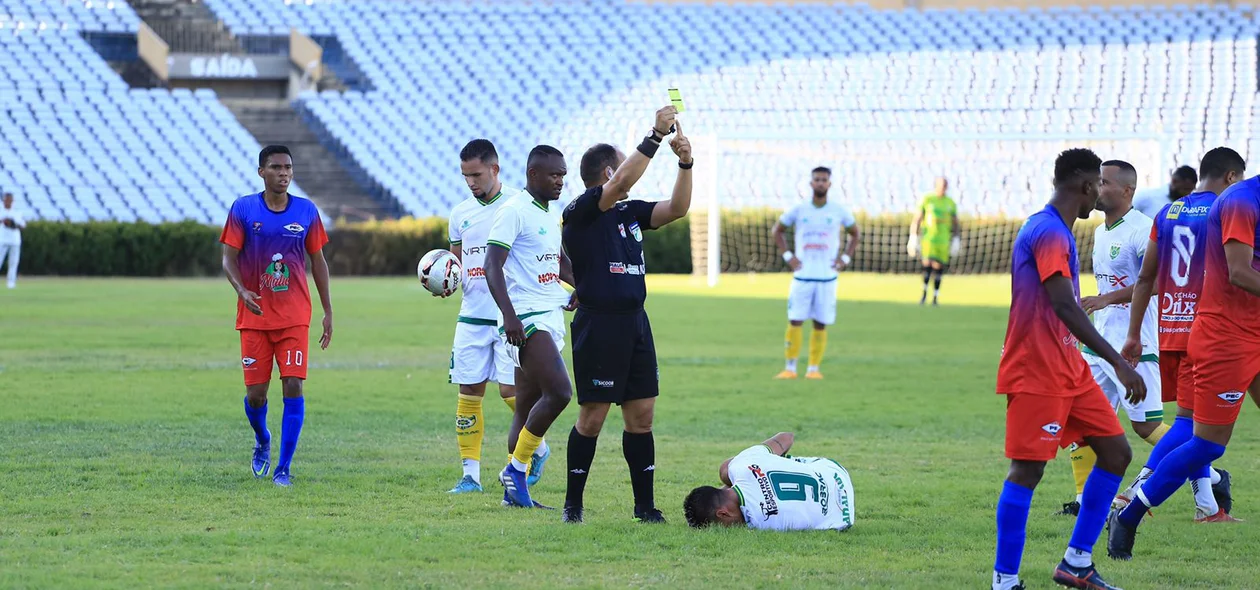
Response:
[1198,147,1245,181]
[580,143,623,188]
[1100,160,1137,188]
[1098,160,1137,214]
[933,176,948,194]
[525,144,567,202]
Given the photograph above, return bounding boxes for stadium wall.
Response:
[18,216,1103,278]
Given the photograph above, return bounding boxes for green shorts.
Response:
[921,238,951,264]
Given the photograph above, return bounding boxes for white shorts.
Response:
[1088,356,1164,423]
[450,320,515,386]
[499,308,566,369]
[787,278,838,325]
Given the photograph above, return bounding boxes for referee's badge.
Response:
[629,222,642,242]
[618,223,627,238]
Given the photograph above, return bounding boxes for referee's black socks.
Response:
[566,426,598,508]
[623,430,656,511]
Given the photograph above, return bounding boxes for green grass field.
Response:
[2,274,1258,589]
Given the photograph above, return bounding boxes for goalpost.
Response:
[689,132,1172,286]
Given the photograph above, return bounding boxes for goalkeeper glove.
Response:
[950,236,961,257]
[906,235,918,257]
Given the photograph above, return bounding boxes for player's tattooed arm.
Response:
[1046,274,1147,402]
[222,244,262,316]
[1223,240,1260,297]
[763,432,795,456]
[1122,238,1160,362]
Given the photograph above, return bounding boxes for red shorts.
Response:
[1159,350,1195,410]
[1004,387,1125,461]
[240,326,309,386]
[1191,345,1260,426]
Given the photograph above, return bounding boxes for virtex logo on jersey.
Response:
[261,253,291,292]
[463,245,487,256]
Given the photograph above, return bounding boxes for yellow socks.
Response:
[455,394,484,462]
[511,427,544,470]
[807,329,828,369]
[1142,421,1170,446]
[784,324,803,372]
[503,395,517,413]
[1069,443,1097,498]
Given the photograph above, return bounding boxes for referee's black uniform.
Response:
[561,186,659,406]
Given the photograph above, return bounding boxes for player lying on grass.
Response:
[682,432,854,531]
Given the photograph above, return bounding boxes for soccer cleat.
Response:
[1194,508,1242,523]
[499,464,532,508]
[1052,560,1123,590]
[1056,500,1080,517]
[272,468,292,488]
[563,505,584,523]
[919,293,927,306]
[634,506,666,524]
[1112,488,1135,511]
[252,442,271,478]
[527,444,551,487]
[1105,510,1136,561]
[774,370,798,380]
[1212,469,1233,515]
[805,370,824,380]
[448,475,483,494]
[530,499,555,510]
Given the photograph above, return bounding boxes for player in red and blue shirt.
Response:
[991,149,1144,590]
[1110,167,1260,559]
[219,145,333,487]
[1116,148,1244,520]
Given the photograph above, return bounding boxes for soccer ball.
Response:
[418,249,461,297]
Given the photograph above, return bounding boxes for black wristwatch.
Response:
[679,160,694,170]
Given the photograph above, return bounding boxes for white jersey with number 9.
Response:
[727,445,855,531]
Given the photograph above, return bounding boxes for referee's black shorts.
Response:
[571,307,659,405]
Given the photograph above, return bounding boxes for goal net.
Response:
[688,133,1170,285]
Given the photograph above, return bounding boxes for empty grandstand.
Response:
[2,0,1259,225]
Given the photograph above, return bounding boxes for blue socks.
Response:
[244,397,270,446]
[1142,415,1193,470]
[276,396,306,473]
[1120,435,1226,527]
[1069,468,1122,554]
[995,480,1034,575]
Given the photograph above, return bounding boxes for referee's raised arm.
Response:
[565,106,678,227]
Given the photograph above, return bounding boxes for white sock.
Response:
[510,456,530,472]
[1210,467,1222,485]
[1193,477,1219,514]
[1064,547,1092,568]
[806,365,819,374]
[992,571,1021,590]
[785,359,798,372]
[535,439,550,458]
[462,459,480,484]
[1075,493,1083,504]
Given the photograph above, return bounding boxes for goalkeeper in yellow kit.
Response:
[908,177,961,306]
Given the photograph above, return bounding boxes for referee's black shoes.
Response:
[634,507,666,524]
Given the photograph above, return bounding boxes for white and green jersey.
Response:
[728,445,855,531]
[485,194,568,316]
[1087,208,1159,361]
[449,186,522,322]
[779,200,857,281]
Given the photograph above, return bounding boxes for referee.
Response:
[560,105,693,524]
